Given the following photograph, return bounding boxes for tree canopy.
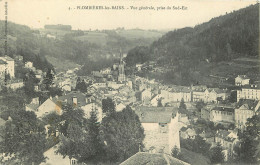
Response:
[100,106,145,162]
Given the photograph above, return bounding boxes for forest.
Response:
[125,4,259,86]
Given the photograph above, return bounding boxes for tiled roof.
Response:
[54,91,88,106]
[135,106,178,123]
[236,99,259,110]
[120,152,190,165]
[212,107,234,112]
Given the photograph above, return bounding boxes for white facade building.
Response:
[0,56,15,78]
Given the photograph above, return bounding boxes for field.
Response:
[195,56,260,87]
[75,32,108,45]
[45,55,81,73]
[117,29,163,40]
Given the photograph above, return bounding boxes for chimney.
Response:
[72,97,77,106]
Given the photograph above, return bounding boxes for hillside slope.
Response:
[127,4,259,86]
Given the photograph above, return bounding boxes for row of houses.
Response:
[139,86,229,106]
[201,99,260,130]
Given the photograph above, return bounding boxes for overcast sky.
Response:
[0,0,256,30]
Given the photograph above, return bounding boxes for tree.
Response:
[195,101,205,112]
[179,98,188,115]
[179,98,187,110]
[100,106,144,162]
[75,78,88,93]
[42,112,62,138]
[102,97,115,114]
[56,104,88,164]
[48,87,63,97]
[0,110,47,165]
[237,114,260,164]
[78,108,105,163]
[228,91,237,103]
[157,98,163,107]
[193,135,211,155]
[23,70,39,101]
[210,143,225,164]
[171,145,180,158]
[59,104,86,137]
[43,68,54,90]
[125,46,150,67]
[56,123,86,165]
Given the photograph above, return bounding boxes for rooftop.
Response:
[0,59,7,65]
[212,107,234,112]
[236,75,249,80]
[134,106,178,123]
[236,99,260,110]
[120,152,190,165]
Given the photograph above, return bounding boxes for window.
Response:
[71,160,76,165]
[159,123,168,133]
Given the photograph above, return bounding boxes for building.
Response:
[180,127,196,139]
[235,75,250,86]
[160,87,192,103]
[120,152,190,165]
[151,94,162,106]
[235,99,260,130]
[135,106,180,154]
[215,130,239,160]
[0,59,7,79]
[0,56,15,78]
[237,85,260,102]
[210,107,235,124]
[55,91,88,107]
[6,81,24,90]
[136,63,142,71]
[201,107,211,121]
[192,87,228,103]
[140,89,152,105]
[35,98,63,118]
[25,61,33,68]
[100,67,111,75]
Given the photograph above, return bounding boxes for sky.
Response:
[0,0,257,30]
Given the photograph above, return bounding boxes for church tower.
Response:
[118,49,126,82]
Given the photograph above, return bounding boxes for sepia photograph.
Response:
[0,0,259,164]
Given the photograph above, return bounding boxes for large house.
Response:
[215,130,239,161]
[135,106,180,154]
[235,99,260,130]
[237,85,260,102]
[0,56,15,79]
[235,75,250,86]
[160,87,192,103]
[192,88,228,103]
[140,89,152,105]
[210,107,235,124]
[35,98,63,118]
[55,91,89,107]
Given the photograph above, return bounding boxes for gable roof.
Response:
[120,152,190,165]
[36,99,62,117]
[55,91,87,106]
[135,106,178,123]
[237,99,260,111]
